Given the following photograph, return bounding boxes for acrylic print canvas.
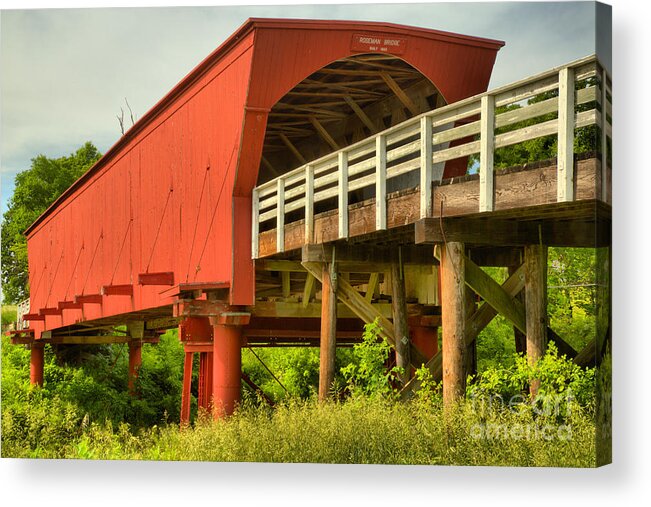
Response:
[1,2,611,467]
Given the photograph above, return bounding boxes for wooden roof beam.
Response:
[344,95,378,133]
[279,133,307,164]
[261,156,280,178]
[309,116,340,151]
[341,57,422,74]
[380,72,420,116]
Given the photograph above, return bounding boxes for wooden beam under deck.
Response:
[11,335,160,345]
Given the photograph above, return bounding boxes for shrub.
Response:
[341,320,401,398]
[467,342,596,417]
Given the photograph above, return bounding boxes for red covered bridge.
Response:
[13,18,611,420]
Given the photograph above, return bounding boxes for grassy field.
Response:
[0,286,602,467]
[2,395,596,466]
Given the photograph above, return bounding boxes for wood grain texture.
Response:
[319,263,337,401]
[524,244,548,396]
[440,241,466,405]
[391,260,410,385]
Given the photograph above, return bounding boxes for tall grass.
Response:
[2,395,596,466]
[1,298,599,466]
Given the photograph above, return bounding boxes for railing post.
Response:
[276,178,285,253]
[420,116,433,218]
[557,67,575,202]
[601,67,609,202]
[305,165,314,244]
[479,95,495,212]
[251,188,259,259]
[338,151,348,239]
[376,135,387,230]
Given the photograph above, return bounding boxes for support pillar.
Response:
[319,262,337,401]
[391,259,410,385]
[180,351,194,424]
[127,341,142,395]
[198,352,214,412]
[508,264,527,354]
[212,323,242,418]
[524,244,548,397]
[179,317,213,423]
[440,242,466,406]
[30,341,45,386]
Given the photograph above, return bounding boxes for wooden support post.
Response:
[366,272,380,302]
[281,271,291,299]
[479,94,495,212]
[400,264,526,399]
[508,264,527,354]
[557,67,575,202]
[319,263,337,401]
[391,257,410,385]
[302,272,316,308]
[128,341,142,395]
[180,351,194,424]
[30,342,45,387]
[440,242,466,406]
[524,244,548,396]
[303,260,429,368]
[212,322,242,418]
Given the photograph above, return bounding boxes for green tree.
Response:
[1,142,101,303]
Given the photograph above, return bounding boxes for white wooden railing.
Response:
[17,298,31,329]
[252,54,611,259]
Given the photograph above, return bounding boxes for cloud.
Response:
[1,2,598,214]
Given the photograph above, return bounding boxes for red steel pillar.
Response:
[198,352,214,412]
[179,317,214,424]
[211,323,242,418]
[180,351,194,424]
[30,341,45,386]
[127,341,142,395]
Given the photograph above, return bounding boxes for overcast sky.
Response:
[0,1,609,215]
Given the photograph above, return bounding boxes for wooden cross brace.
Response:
[301,261,429,368]
[401,251,580,398]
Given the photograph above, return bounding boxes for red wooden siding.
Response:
[25,19,503,336]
